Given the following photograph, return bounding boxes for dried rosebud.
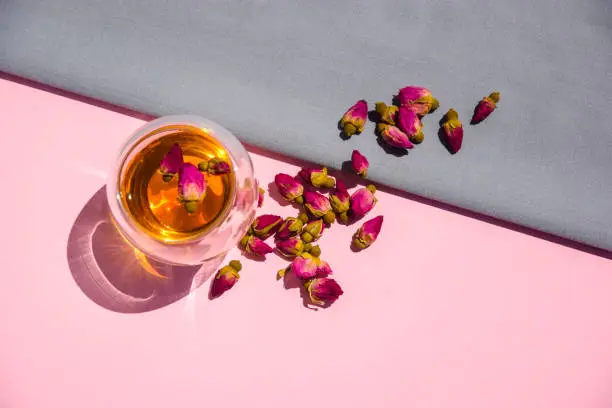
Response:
[198,158,231,175]
[305,277,343,306]
[304,243,322,257]
[276,237,305,258]
[251,214,283,239]
[210,260,242,298]
[299,167,336,189]
[240,234,274,257]
[353,215,383,250]
[340,99,368,137]
[257,187,265,208]
[297,212,310,223]
[396,107,424,144]
[471,92,500,124]
[276,217,304,240]
[350,185,377,219]
[351,150,369,178]
[290,253,332,280]
[374,102,398,125]
[159,144,184,180]
[377,123,414,149]
[178,163,206,213]
[329,180,350,223]
[441,109,464,154]
[396,86,439,116]
[274,173,305,204]
[304,191,336,224]
[301,218,325,243]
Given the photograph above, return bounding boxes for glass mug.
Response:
[106,115,257,265]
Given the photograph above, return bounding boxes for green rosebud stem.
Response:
[322,177,336,189]
[184,201,198,213]
[303,243,313,252]
[429,97,440,114]
[302,232,313,243]
[410,131,425,144]
[343,123,357,137]
[489,92,500,103]
[229,260,242,272]
[198,161,209,172]
[338,212,349,224]
[240,234,251,248]
[297,212,309,223]
[277,268,286,280]
[162,174,174,182]
[309,245,321,257]
[295,195,304,205]
[323,211,336,225]
[366,184,377,194]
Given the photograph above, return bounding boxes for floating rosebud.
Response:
[377,123,414,149]
[340,99,368,137]
[258,187,265,208]
[198,158,231,175]
[305,277,343,306]
[471,92,500,124]
[396,86,439,116]
[397,107,424,144]
[353,215,383,250]
[276,237,305,258]
[299,167,336,189]
[329,180,350,223]
[351,150,369,178]
[375,102,398,125]
[251,214,283,239]
[441,109,464,154]
[178,163,206,213]
[159,144,184,180]
[290,253,332,280]
[304,191,336,224]
[240,234,274,257]
[350,185,377,219]
[276,217,304,240]
[210,260,242,298]
[301,218,325,243]
[274,173,305,204]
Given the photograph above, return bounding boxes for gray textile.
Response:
[2,0,611,251]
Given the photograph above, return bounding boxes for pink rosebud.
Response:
[441,109,464,154]
[340,99,368,137]
[290,253,332,280]
[351,150,369,178]
[350,185,377,219]
[299,167,336,189]
[159,144,184,177]
[396,86,440,116]
[301,218,325,243]
[471,92,500,124]
[251,214,283,239]
[276,237,305,258]
[374,102,398,125]
[304,191,336,224]
[178,163,206,213]
[353,215,383,249]
[290,253,319,280]
[274,173,305,204]
[257,187,265,208]
[377,123,414,149]
[305,277,343,306]
[396,107,424,144]
[276,217,304,240]
[210,260,242,298]
[240,235,274,257]
[329,180,350,223]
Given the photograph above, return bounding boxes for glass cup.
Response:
[106,115,257,265]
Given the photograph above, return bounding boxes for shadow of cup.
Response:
[67,187,222,313]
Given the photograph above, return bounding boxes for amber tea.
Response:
[119,125,235,243]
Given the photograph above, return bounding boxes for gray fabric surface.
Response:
[2,0,611,251]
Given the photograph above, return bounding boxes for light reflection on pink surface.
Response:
[66,187,221,313]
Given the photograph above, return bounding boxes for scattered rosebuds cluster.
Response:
[158,144,233,213]
[339,88,499,158]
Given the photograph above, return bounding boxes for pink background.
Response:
[2,77,612,408]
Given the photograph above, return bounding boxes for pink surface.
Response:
[2,78,612,408]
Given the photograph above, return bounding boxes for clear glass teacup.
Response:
[106,115,257,265]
